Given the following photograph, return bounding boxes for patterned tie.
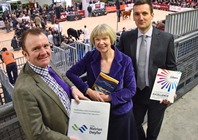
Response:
[48,67,71,116]
[137,35,147,90]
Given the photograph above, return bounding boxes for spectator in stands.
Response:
[66,23,138,140]
[0,47,18,85]
[54,20,62,35]
[87,4,92,17]
[156,19,165,31]
[11,35,20,51]
[42,11,48,25]
[122,27,126,33]
[82,25,89,43]
[33,13,41,28]
[12,28,89,140]
[152,21,157,27]
[11,15,19,30]
[117,0,177,140]
[48,31,54,46]
[4,17,11,33]
[62,35,74,44]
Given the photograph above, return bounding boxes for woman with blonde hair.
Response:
[66,24,138,140]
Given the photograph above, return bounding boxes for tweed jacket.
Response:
[13,62,74,140]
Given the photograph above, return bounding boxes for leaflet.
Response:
[150,68,182,103]
[68,99,110,140]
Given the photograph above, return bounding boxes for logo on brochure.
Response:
[72,124,103,135]
[156,69,180,92]
[72,124,88,133]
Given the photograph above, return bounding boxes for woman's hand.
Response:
[100,93,111,102]
[86,88,104,102]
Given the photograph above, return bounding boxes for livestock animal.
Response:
[122,9,132,20]
[67,28,83,41]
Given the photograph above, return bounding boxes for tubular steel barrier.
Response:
[51,43,79,73]
[165,9,198,37]
[0,56,26,74]
[69,42,93,61]
[0,69,14,105]
[51,42,93,73]
[175,31,198,98]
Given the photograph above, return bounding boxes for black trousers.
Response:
[6,62,18,85]
[133,87,167,140]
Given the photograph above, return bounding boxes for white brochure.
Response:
[68,99,110,140]
[150,68,182,103]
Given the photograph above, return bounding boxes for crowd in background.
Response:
[106,0,198,8]
[0,0,197,51]
[1,3,81,50]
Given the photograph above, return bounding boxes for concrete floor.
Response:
[145,85,198,140]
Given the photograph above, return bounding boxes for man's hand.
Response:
[160,93,177,104]
[71,86,90,103]
[69,136,78,140]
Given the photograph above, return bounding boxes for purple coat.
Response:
[66,46,136,115]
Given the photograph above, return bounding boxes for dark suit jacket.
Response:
[13,62,74,140]
[117,27,177,89]
[66,46,136,115]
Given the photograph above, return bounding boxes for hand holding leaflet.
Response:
[150,68,182,103]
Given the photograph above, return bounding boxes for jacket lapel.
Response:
[130,29,138,76]
[90,51,101,79]
[109,47,122,77]
[25,63,68,117]
[149,28,160,68]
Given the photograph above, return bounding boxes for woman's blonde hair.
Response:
[90,24,116,45]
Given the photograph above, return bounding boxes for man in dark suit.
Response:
[13,28,88,140]
[117,0,177,140]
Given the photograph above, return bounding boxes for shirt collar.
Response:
[28,62,49,76]
[138,26,153,38]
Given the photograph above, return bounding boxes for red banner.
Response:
[54,10,85,21]
[78,10,85,18]
[152,3,169,11]
[106,5,126,13]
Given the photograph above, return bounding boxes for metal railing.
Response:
[165,9,198,37]
[0,69,14,105]
[0,56,26,74]
[174,30,198,97]
[51,42,93,73]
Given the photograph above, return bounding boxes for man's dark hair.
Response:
[20,28,45,51]
[133,0,153,14]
